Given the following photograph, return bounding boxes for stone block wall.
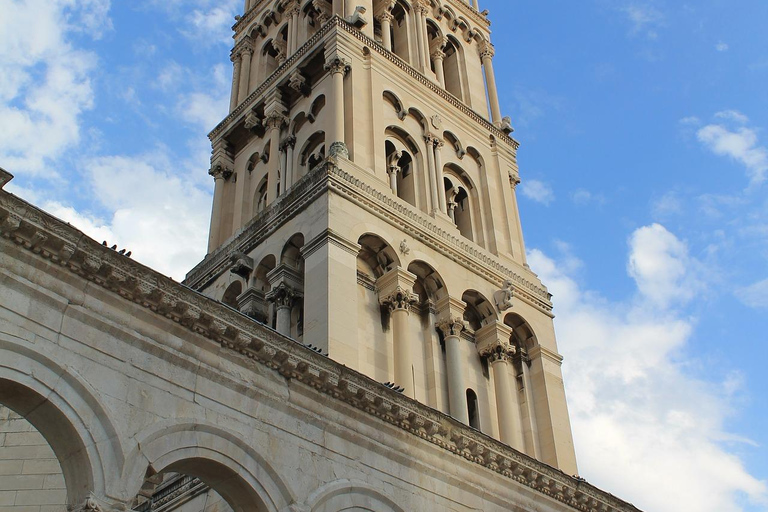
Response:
[0,406,67,512]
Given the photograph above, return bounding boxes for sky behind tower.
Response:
[0,1,766,510]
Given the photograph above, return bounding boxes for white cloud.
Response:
[679,116,701,126]
[651,191,683,217]
[627,223,702,307]
[528,226,768,512]
[697,120,768,185]
[0,0,110,177]
[42,151,213,280]
[520,179,555,206]
[176,64,230,131]
[716,41,730,52]
[739,278,768,309]
[144,0,240,45]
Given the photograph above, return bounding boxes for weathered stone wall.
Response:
[0,406,66,512]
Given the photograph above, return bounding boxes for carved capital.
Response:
[430,49,446,61]
[479,41,495,60]
[244,110,262,130]
[379,290,418,312]
[413,0,431,15]
[208,164,232,180]
[436,316,466,338]
[325,57,351,75]
[266,282,302,309]
[375,11,394,23]
[280,134,297,151]
[235,37,254,57]
[480,341,516,363]
[284,0,301,17]
[264,111,287,130]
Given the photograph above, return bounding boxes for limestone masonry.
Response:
[0,1,641,511]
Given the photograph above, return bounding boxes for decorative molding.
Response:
[209,17,519,152]
[0,186,640,512]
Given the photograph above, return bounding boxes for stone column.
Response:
[477,322,525,451]
[387,150,401,195]
[436,296,469,424]
[479,42,502,125]
[282,135,297,192]
[264,112,286,204]
[237,42,254,104]
[413,2,430,71]
[207,139,234,252]
[508,175,528,266]
[520,347,541,458]
[285,1,300,54]
[424,135,439,214]
[431,49,446,87]
[472,0,479,10]
[377,268,418,398]
[229,51,242,111]
[267,283,301,336]
[433,139,447,212]
[446,186,458,223]
[377,12,394,51]
[325,57,351,158]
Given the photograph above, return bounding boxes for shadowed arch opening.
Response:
[308,479,405,512]
[407,260,447,316]
[222,281,243,309]
[461,289,495,331]
[357,234,400,279]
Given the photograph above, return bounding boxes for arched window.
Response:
[466,389,480,429]
[221,281,242,309]
[390,1,411,63]
[253,177,268,216]
[298,131,325,178]
[385,138,417,207]
[444,175,473,240]
[443,36,464,100]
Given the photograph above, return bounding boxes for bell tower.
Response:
[186,0,578,475]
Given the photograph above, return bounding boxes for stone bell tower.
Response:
[185,0,578,475]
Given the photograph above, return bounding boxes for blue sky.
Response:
[1,1,767,510]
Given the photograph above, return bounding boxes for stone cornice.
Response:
[210,17,519,152]
[184,160,552,313]
[0,173,641,512]
[443,0,491,29]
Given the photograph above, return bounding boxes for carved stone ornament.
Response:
[288,70,309,96]
[324,57,351,75]
[399,239,410,256]
[493,279,514,312]
[499,116,514,134]
[480,341,516,363]
[229,251,254,278]
[436,316,466,337]
[244,110,262,130]
[328,141,349,158]
[264,111,287,130]
[346,6,369,29]
[479,41,495,60]
[266,282,302,309]
[208,164,232,180]
[380,289,418,312]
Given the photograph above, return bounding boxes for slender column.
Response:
[267,283,299,336]
[479,42,502,125]
[229,52,242,111]
[325,57,351,157]
[387,150,401,194]
[292,10,300,53]
[472,0,479,9]
[237,44,253,104]
[377,12,394,51]
[282,135,296,191]
[280,143,288,197]
[424,136,439,214]
[436,315,468,424]
[264,113,286,204]
[207,167,227,252]
[433,139,447,211]
[477,322,525,451]
[413,3,430,71]
[520,349,542,458]
[378,268,418,398]
[488,348,524,450]
[509,176,528,266]
[432,49,445,87]
[446,187,458,223]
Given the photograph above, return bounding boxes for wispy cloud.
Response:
[697,112,768,186]
[620,2,666,39]
[520,179,555,205]
[738,278,768,310]
[715,41,729,52]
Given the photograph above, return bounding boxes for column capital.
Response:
[208,163,232,181]
[475,321,514,357]
[430,48,446,61]
[266,264,304,308]
[264,111,288,130]
[479,41,495,60]
[413,0,431,15]
[325,57,351,75]
[377,267,418,312]
[235,37,254,57]
[284,0,301,17]
[436,316,466,337]
[266,281,303,308]
[375,10,394,23]
[280,134,297,151]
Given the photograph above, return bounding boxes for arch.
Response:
[443,35,465,100]
[443,130,465,159]
[123,421,294,512]
[308,479,405,512]
[390,0,412,63]
[281,233,306,268]
[406,107,429,133]
[0,339,124,506]
[254,254,277,292]
[308,94,326,122]
[254,176,269,216]
[222,281,243,309]
[466,388,480,430]
[407,260,448,304]
[443,164,480,242]
[290,111,308,135]
[382,90,406,120]
[461,289,496,330]
[297,130,326,176]
[503,312,539,351]
[357,233,400,279]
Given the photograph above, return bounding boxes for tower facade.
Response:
[187,0,577,475]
